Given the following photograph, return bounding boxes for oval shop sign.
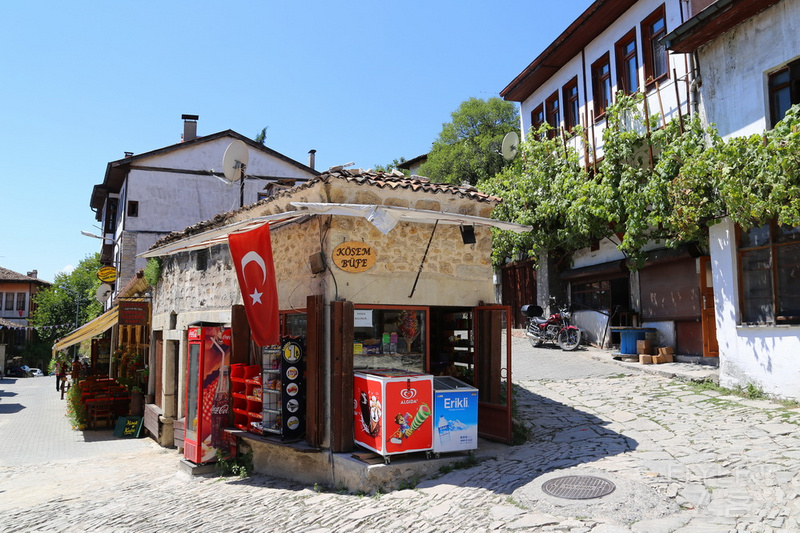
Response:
[331,241,377,273]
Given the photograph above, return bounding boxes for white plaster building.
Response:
[89,115,319,297]
[501,0,711,356]
[665,0,800,399]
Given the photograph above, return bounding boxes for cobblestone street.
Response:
[2,339,799,532]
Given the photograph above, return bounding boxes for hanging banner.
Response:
[228,223,280,347]
[119,301,149,326]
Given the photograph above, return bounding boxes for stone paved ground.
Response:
[1,340,799,532]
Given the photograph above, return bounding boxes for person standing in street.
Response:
[56,359,67,392]
[71,356,81,385]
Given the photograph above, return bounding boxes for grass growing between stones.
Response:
[687,379,800,409]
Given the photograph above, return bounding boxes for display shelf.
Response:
[260,338,305,440]
[231,363,264,435]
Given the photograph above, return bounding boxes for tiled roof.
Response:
[150,169,501,249]
[0,267,48,284]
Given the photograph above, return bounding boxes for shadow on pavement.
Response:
[449,386,638,495]
[0,403,25,414]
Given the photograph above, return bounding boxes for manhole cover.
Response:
[542,475,616,500]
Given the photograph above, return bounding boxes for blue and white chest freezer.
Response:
[432,376,478,455]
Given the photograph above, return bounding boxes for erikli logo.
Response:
[400,388,417,400]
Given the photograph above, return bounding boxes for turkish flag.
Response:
[228,223,280,346]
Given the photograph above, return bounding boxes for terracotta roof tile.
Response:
[150,169,501,250]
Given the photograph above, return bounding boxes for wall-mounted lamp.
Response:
[460,225,476,245]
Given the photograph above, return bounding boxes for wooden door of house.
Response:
[699,256,719,357]
[474,305,513,443]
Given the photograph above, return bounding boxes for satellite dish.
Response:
[501,131,520,160]
[96,283,112,304]
[223,140,249,182]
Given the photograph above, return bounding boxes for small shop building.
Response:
[140,169,529,490]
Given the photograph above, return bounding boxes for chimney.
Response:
[308,149,316,170]
[182,114,199,142]
[26,270,38,279]
[124,151,134,158]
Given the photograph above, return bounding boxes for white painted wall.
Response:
[710,218,800,400]
[518,0,691,161]
[696,0,800,139]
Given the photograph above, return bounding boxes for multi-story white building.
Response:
[89,115,319,295]
[501,0,709,357]
[665,0,800,399]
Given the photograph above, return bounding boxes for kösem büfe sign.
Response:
[332,242,376,273]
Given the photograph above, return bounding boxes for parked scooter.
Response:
[521,300,582,351]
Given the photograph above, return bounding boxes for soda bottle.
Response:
[210,366,230,450]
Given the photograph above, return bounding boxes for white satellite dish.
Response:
[501,131,520,160]
[96,283,112,304]
[223,140,249,182]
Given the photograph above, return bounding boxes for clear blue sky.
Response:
[1,1,591,283]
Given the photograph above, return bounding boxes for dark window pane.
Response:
[776,224,800,243]
[740,224,771,248]
[740,248,774,323]
[777,243,800,323]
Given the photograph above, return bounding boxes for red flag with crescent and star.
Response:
[228,223,280,346]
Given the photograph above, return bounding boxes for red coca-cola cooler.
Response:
[184,325,231,464]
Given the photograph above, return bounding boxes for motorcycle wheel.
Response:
[557,329,581,351]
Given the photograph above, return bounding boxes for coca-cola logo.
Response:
[400,388,417,400]
[211,404,229,415]
[221,329,232,345]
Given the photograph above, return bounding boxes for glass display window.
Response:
[353,306,428,373]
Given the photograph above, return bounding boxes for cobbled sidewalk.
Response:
[2,351,799,532]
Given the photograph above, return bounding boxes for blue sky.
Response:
[1,1,591,283]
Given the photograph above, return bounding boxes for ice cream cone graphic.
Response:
[403,403,431,437]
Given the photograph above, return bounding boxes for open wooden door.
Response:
[699,256,719,357]
[474,305,513,443]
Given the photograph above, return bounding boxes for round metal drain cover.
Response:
[542,475,616,500]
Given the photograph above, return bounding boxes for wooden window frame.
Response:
[530,103,545,136]
[592,53,613,119]
[615,28,639,95]
[768,59,800,128]
[545,91,560,138]
[641,4,669,89]
[562,77,580,132]
[737,220,800,325]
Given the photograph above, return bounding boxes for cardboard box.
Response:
[658,346,675,355]
[637,340,652,355]
[661,353,674,363]
[653,354,665,364]
[639,354,653,364]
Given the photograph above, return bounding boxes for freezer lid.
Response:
[356,368,431,378]
[434,376,477,390]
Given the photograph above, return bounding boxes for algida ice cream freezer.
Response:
[354,369,433,464]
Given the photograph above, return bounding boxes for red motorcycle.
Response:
[521,301,582,351]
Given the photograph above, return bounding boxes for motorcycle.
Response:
[521,301,582,351]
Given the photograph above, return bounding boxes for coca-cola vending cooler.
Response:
[185,325,231,464]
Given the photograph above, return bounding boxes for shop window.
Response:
[592,53,612,119]
[738,221,800,325]
[280,311,307,337]
[545,91,560,138]
[562,77,580,131]
[530,103,545,136]
[571,277,628,315]
[768,59,800,128]
[642,5,668,87]
[616,28,639,95]
[353,306,427,373]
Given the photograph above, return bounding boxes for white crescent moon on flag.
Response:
[240,251,267,286]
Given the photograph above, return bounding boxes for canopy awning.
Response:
[138,204,531,259]
[53,306,119,354]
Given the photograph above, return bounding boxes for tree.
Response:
[254,127,268,145]
[31,254,104,356]
[419,97,519,185]
[373,157,408,174]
